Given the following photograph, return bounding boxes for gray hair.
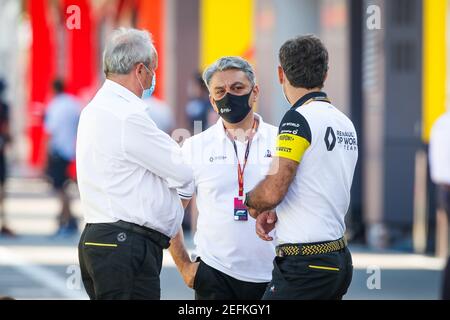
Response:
[103,28,157,76]
[202,56,256,88]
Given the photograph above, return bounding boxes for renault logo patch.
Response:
[117,232,127,242]
[324,127,337,151]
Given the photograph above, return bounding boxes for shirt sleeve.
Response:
[176,138,195,199]
[429,118,450,184]
[122,112,193,188]
[44,102,56,134]
[275,110,312,163]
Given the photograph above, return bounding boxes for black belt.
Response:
[111,220,171,249]
[276,237,347,257]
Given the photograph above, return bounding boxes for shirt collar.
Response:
[291,91,329,110]
[215,113,268,143]
[103,79,147,109]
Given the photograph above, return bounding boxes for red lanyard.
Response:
[227,120,257,197]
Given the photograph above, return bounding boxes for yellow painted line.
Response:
[84,242,118,248]
[308,265,339,271]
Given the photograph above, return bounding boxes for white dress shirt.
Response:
[76,80,193,238]
[178,115,277,283]
[430,111,450,185]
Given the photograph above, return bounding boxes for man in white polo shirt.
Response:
[245,35,358,300]
[169,57,277,300]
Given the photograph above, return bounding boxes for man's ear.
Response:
[252,84,260,103]
[209,95,219,113]
[278,66,284,85]
[136,63,144,74]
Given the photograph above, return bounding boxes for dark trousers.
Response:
[262,247,353,300]
[78,223,163,300]
[194,259,268,300]
[443,256,450,300]
[46,152,70,190]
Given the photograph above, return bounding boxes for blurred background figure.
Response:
[185,72,213,133]
[183,72,216,231]
[44,79,81,238]
[429,107,450,300]
[145,96,175,134]
[0,78,13,237]
[183,73,214,232]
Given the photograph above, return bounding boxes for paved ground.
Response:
[0,178,446,300]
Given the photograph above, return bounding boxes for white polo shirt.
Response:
[178,114,277,283]
[76,80,193,238]
[429,111,450,185]
[275,92,358,245]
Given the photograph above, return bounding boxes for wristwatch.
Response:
[244,192,251,208]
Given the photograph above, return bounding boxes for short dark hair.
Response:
[52,79,65,94]
[279,35,329,89]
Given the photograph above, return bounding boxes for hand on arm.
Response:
[255,210,277,241]
[247,156,299,218]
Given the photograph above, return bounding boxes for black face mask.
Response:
[215,90,253,124]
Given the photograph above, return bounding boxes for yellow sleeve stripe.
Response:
[275,133,310,163]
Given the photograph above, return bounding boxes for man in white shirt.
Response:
[429,109,450,300]
[170,57,277,300]
[245,35,358,300]
[76,28,192,300]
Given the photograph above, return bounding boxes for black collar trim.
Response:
[291,91,329,109]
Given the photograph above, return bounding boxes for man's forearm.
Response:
[181,198,191,209]
[246,177,281,212]
[246,157,298,213]
[169,228,191,273]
